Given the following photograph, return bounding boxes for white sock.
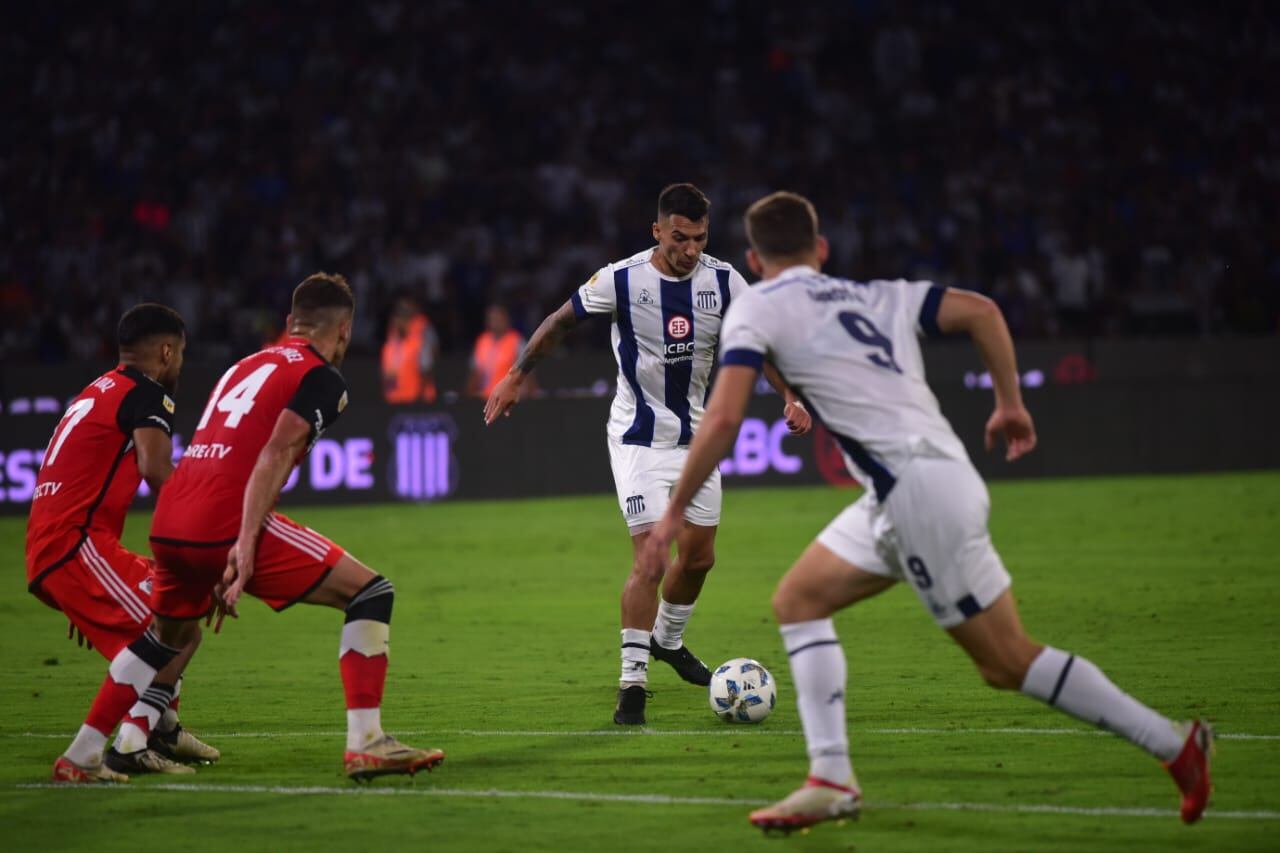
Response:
[113,682,175,753]
[781,619,854,785]
[114,721,149,754]
[64,724,108,767]
[652,599,695,650]
[347,708,384,751]
[1021,646,1183,761]
[620,628,650,686]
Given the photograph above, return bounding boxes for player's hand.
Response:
[640,511,682,578]
[67,621,93,651]
[483,373,523,425]
[220,539,256,619]
[783,399,812,436]
[985,404,1037,461]
[206,586,233,634]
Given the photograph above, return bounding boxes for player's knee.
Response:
[153,616,197,650]
[684,548,715,574]
[629,558,664,587]
[344,575,395,625]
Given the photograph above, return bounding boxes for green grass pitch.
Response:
[1,472,1277,851]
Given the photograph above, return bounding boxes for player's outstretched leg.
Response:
[749,618,862,831]
[147,677,221,764]
[54,628,181,783]
[951,590,1213,824]
[750,546,896,831]
[312,568,442,781]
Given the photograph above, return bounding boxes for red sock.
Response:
[85,674,142,736]
[340,651,388,709]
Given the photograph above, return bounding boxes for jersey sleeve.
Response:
[902,280,949,338]
[116,382,176,437]
[727,267,752,301]
[570,265,616,319]
[718,293,773,373]
[286,365,349,441]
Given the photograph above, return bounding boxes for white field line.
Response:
[10,727,1279,741]
[11,782,1280,822]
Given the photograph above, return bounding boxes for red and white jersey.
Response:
[151,337,348,544]
[26,366,176,587]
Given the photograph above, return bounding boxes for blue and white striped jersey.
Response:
[572,248,750,448]
[719,265,967,501]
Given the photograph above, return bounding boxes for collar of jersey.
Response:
[777,264,822,280]
[283,336,330,364]
[116,363,163,388]
[647,250,698,282]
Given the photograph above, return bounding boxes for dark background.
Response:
[2,0,1277,370]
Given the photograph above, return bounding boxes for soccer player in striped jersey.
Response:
[148,274,444,781]
[485,184,811,724]
[642,191,1212,831]
[26,304,218,783]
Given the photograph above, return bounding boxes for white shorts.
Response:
[816,455,1011,628]
[607,439,722,533]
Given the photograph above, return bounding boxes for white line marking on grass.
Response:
[12,727,1280,741]
[12,783,1280,822]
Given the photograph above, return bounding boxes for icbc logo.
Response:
[667,316,690,339]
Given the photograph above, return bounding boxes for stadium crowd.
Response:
[3,0,1277,365]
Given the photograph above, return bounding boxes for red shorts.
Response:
[150,513,344,620]
[31,532,153,660]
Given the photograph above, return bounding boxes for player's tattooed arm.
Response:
[484,300,579,424]
[514,300,578,375]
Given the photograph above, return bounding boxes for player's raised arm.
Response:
[935,289,1037,461]
[222,409,312,612]
[483,299,579,424]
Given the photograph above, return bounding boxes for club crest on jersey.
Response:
[696,290,717,309]
[667,315,691,339]
[638,289,654,305]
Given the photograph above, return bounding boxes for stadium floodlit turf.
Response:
[2,472,1277,852]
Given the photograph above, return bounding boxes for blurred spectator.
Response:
[1,0,1276,365]
[381,295,440,404]
[467,304,526,399]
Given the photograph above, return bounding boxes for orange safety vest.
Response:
[381,315,438,403]
[473,329,523,397]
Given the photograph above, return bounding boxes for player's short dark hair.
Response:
[657,183,711,223]
[292,272,355,318]
[744,191,820,259]
[117,303,185,348]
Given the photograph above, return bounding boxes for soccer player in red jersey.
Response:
[26,304,220,783]
[149,273,444,781]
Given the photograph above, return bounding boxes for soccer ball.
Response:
[708,658,777,723]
